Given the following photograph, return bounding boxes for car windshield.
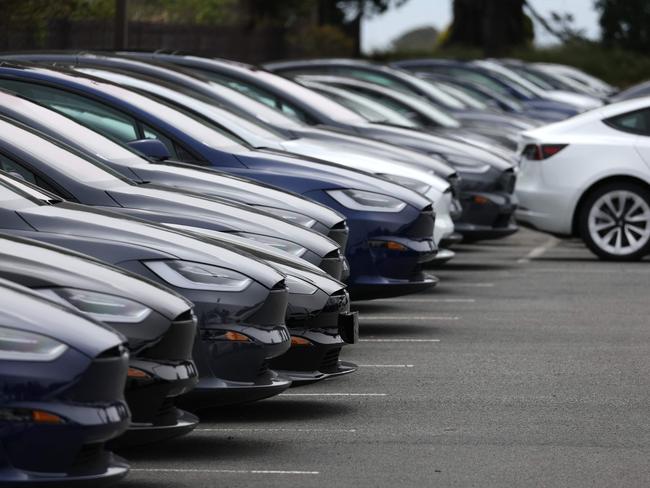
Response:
[77,68,286,144]
[0,117,127,185]
[193,66,369,125]
[310,84,417,127]
[0,90,145,168]
[0,75,249,154]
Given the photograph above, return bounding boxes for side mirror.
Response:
[127,139,171,161]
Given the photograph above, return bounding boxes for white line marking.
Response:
[360,316,459,320]
[450,282,494,287]
[360,338,440,343]
[527,267,650,274]
[131,468,319,475]
[381,298,476,303]
[280,393,387,397]
[517,237,560,264]
[358,364,414,368]
[195,428,357,433]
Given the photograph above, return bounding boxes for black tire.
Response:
[578,181,650,261]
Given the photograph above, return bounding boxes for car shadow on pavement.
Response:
[116,435,273,463]
[197,398,354,423]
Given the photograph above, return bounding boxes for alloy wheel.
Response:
[587,190,650,256]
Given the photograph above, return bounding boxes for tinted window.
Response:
[605,108,650,135]
[0,80,140,141]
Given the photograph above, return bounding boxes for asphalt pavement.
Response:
[118,228,650,487]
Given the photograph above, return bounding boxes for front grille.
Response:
[448,174,461,198]
[153,397,178,425]
[70,443,105,472]
[327,221,349,249]
[140,312,197,361]
[319,250,344,280]
[257,360,270,377]
[498,168,516,194]
[320,347,342,373]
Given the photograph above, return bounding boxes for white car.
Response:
[516,97,650,260]
[474,60,604,111]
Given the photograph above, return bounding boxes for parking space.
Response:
[118,228,650,488]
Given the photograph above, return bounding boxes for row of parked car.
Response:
[0,52,640,485]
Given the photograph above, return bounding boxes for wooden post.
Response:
[114,0,128,49]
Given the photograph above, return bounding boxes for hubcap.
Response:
[588,190,650,255]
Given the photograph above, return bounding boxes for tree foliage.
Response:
[596,0,650,52]
[446,0,531,56]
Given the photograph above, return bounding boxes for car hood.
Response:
[0,278,125,358]
[107,184,339,258]
[173,227,345,296]
[130,161,345,228]
[292,127,458,179]
[353,122,514,171]
[235,148,432,210]
[13,202,285,289]
[545,90,604,110]
[0,233,192,320]
[281,138,449,195]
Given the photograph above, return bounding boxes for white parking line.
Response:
[450,282,494,287]
[517,237,560,264]
[360,339,440,343]
[131,468,319,475]
[358,364,414,368]
[195,428,357,433]
[359,316,459,320]
[382,298,476,303]
[280,393,387,397]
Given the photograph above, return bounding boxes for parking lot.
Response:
[118,228,650,487]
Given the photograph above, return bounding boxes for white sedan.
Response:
[516,97,650,260]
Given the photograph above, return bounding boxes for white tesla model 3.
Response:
[516,97,650,260]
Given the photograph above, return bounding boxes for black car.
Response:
[0,114,347,281]
[0,233,199,446]
[0,62,439,298]
[121,53,517,242]
[0,172,294,407]
[0,87,349,252]
[0,278,130,485]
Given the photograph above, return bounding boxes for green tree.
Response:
[447,0,530,56]
[596,0,650,52]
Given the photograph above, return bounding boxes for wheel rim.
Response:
[588,190,650,255]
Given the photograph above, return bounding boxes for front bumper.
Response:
[0,401,130,487]
[178,370,292,409]
[113,359,198,447]
[455,191,519,241]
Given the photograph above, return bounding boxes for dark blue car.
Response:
[0,64,437,299]
[0,278,130,485]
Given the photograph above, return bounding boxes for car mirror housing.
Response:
[127,139,172,161]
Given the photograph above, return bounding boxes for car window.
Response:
[0,80,140,141]
[605,108,650,135]
[0,152,63,196]
[194,70,315,124]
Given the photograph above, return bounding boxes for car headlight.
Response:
[237,233,307,257]
[0,326,68,362]
[39,288,152,324]
[253,206,317,228]
[327,189,407,213]
[145,260,253,292]
[378,174,431,195]
[437,154,491,174]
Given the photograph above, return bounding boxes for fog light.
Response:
[0,408,65,424]
[473,196,490,205]
[291,336,313,346]
[200,329,252,342]
[369,240,408,251]
[224,331,251,342]
[32,410,65,424]
[127,367,151,379]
